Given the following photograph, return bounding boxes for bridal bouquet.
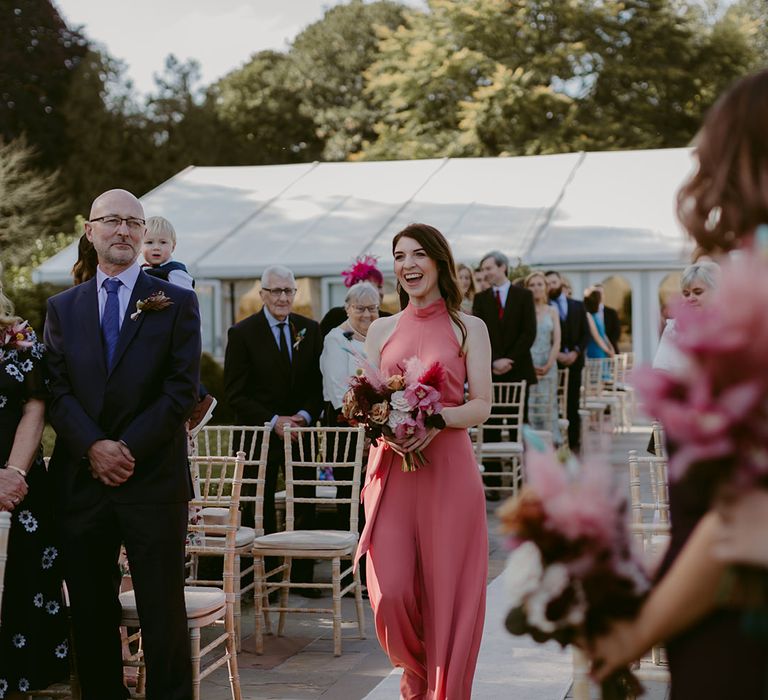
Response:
[634,255,768,492]
[341,355,445,471]
[499,435,649,699]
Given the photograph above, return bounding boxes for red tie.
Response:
[495,289,504,319]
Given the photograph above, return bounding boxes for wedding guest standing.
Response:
[589,69,768,699]
[224,265,323,596]
[591,283,621,353]
[0,277,69,698]
[44,189,201,700]
[545,270,588,450]
[456,263,476,313]
[524,272,562,444]
[72,234,98,285]
[473,251,536,496]
[357,223,491,699]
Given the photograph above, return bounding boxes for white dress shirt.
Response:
[95,262,141,328]
[492,279,511,309]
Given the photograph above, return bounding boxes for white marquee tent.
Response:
[34,148,696,361]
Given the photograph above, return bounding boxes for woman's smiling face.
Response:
[394,236,438,300]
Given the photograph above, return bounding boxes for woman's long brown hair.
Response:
[677,69,768,253]
[392,223,468,353]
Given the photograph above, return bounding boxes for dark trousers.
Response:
[564,360,583,449]
[61,498,191,700]
[243,438,316,583]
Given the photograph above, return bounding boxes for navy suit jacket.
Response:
[44,271,201,509]
[558,297,589,368]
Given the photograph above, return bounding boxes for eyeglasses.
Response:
[90,216,146,231]
[262,287,297,298]
[350,304,379,314]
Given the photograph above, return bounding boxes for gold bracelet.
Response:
[5,465,27,479]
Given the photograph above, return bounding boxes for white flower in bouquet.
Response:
[390,390,412,413]
[527,563,577,633]
[503,541,543,610]
[387,408,410,431]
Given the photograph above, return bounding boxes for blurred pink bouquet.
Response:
[342,354,445,471]
[499,435,649,699]
[1,320,35,352]
[634,255,768,490]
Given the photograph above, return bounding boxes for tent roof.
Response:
[34,148,695,284]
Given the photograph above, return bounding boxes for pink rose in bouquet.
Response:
[342,352,446,472]
[499,432,649,698]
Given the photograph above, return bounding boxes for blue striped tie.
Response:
[102,278,122,370]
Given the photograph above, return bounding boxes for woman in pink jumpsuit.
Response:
[356,223,492,699]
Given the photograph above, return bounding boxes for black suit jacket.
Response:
[473,285,537,385]
[557,297,589,367]
[604,305,621,353]
[45,272,201,509]
[224,310,323,426]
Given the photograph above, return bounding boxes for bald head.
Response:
[89,189,144,220]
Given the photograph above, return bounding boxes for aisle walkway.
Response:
[201,422,670,699]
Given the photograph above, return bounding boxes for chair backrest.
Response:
[651,421,667,459]
[581,358,607,404]
[627,449,670,532]
[483,381,527,441]
[283,426,365,533]
[194,424,271,534]
[0,511,10,623]
[557,368,569,419]
[187,452,246,595]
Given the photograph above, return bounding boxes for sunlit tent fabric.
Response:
[33,148,694,284]
[33,149,696,363]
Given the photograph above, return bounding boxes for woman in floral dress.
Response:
[0,283,68,698]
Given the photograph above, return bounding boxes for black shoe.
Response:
[296,587,323,599]
[485,490,500,502]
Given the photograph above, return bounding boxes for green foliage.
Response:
[0,0,88,171]
[199,353,234,425]
[212,51,323,165]
[290,0,407,161]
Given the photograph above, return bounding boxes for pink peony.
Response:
[394,413,426,441]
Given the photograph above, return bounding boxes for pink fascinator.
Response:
[342,255,383,288]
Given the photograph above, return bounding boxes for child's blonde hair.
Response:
[145,216,177,244]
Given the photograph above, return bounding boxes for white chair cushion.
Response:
[200,506,241,529]
[201,526,256,548]
[120,586,225,623]
[253,530,358,551]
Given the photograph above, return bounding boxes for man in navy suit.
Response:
[45,189,201,700]
[545,270,588,450]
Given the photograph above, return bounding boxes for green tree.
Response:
[212,50,323,164]
[0,137,68,268]
[0,0,88,170]
[290,0,407,161]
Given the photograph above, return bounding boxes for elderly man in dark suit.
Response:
[472,251,537,498]
[224,265,323,595]
[45,189,201,700]
[545,270,589,451]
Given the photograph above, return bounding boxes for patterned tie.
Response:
[277,322,292,367]
[495,288,504,320]
[102,278,122,370]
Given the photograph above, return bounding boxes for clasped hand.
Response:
[88,439,135,487]
[492,358,514,376]
[275,414,307,441]
[383,427,440,456]
[0,468,28,511]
